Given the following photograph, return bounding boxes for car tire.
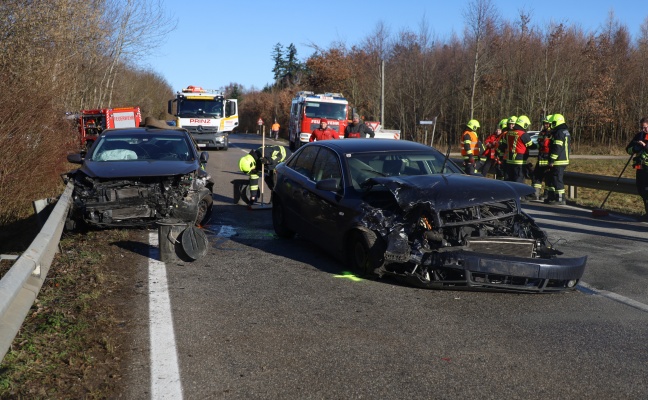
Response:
[347,230,385,277]
[272,197,295,238]
[195,192,213,226]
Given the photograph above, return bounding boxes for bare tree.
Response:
[97,0,176,107]
[463,0,498,119]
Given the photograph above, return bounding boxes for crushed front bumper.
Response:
[392,250,587,293]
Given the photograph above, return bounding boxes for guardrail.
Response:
[0,182,73,361]
[564,172,636,197]
[0,169,639,363]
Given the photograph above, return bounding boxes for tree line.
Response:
[238,0,648,155]
[0,0,174,224]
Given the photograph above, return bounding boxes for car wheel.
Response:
[347,230,385,277]
[195,192,213,226]
[272,197,295,238]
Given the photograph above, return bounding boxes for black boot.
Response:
[544,192,556,204]
[557,193,566,205]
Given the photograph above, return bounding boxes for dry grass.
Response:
[0,229,140,399]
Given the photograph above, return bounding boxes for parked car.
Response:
[271,139,586,293]
[527,130,540,157]
[64,127,214,229]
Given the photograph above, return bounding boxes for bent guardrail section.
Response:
[0,182,73,361]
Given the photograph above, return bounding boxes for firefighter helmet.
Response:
[517,115,531,130]
[507,116,517,125]
[543,115,553,124]
[550,113,566,128]
[239,154,256,173]
[498,118,508,130]
[466,119,480,131]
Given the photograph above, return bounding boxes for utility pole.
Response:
[380,59,385,126]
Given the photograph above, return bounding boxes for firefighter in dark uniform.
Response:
[625,117,648,220]
[460,119,481,175]
[239,145,290,204]
[531,115,553,200]
[545,113,571,205]
[501,115,536,183]
[344,113,375,138]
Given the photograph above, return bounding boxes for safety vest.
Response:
[461,130,480,159]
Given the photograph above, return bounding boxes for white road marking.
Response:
[148,232,183,399]
[578,281,648,313]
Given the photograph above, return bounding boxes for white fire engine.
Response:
[168,85,238,150]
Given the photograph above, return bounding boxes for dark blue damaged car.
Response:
[63,127,214,229]
[271,139,586,293]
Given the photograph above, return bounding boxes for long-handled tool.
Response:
[249,128,272,210]
[592,153,634,217]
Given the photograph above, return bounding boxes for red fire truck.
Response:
[288,91,349,150]
[77,106,142,149]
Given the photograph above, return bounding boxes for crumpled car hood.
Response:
[365,174,534,212]
[79,160,199,179]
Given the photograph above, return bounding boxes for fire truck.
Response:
[288,91,349,150]
[288,91,400,149]
[77,107,142,149]
[168,85,239,150]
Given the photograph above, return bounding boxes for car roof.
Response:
[309,139,435,154]
[101,127,189,137]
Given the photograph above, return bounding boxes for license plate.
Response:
[197,143,206,147]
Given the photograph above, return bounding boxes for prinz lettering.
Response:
[189,119,212,123]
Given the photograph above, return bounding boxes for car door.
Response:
[278,145,320,234]
[300,147,345,252]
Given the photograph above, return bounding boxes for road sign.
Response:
[420,120,435,125]
[258,118,263,125]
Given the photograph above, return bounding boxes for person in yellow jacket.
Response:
[271,120,280,140]
[460,119,481,175]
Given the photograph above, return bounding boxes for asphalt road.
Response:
[119,134,648,399]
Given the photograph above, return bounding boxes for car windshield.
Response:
[304,102,347,120]
[346,151,461,188]
[90,134,193,161]
[177,99,223,118]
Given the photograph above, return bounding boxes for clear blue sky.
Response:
[139,0,647,92]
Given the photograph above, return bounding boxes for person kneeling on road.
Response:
[238,145,290,204]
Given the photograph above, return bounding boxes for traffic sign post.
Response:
[420,117,438,147]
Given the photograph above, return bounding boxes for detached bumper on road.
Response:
[407,250,588,293]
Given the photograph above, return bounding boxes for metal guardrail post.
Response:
[0,182,73,361]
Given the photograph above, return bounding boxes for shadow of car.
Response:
[64,127,214,229]
[271,139,586,293]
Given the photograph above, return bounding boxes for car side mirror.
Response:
[315,178,341,192]
[200,151,209,163]
[67,153,84,164]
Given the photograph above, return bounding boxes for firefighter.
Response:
[502,115,536,183]
[344,113,375,138]
[480,118,508,177]
[460,119,481,175]
[309,118,339,142]
[531,115,553,200]
[238,145,290,204]
[625,117,648,219]
[545,113,571,205]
